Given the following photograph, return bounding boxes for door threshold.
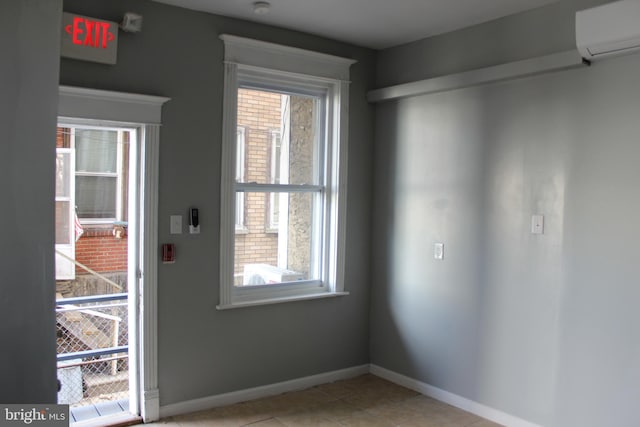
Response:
[72,412,142,427]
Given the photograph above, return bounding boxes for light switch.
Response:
[170,215,182,234]
[434,242,444,260]
[531,214,544,234]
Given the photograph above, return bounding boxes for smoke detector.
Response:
[253,1,271,15]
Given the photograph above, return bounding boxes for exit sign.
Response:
[61,12,118,65]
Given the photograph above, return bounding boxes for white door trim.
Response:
[58,86,170,422]
[59,85,169,125]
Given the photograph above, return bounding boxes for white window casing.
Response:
[218,35,355,309]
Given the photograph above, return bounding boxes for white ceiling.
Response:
[151,0,557,50]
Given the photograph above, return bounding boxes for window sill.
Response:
[216,291,349,310]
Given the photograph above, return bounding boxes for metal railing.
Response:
[55,246,130,408]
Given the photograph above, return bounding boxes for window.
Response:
[59,126,128,224]
[218,35,355,308]
[54,124,132,280]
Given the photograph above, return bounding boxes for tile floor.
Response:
[148,374,502,427]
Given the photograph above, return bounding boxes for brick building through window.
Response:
[55,126,129,281]
[233,87,316,285]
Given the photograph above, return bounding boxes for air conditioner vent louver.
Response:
[586,39,640,57]
[576,0,640,61]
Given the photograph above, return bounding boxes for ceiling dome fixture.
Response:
[253,1,271,15]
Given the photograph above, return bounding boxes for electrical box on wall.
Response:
[531,214,544,234]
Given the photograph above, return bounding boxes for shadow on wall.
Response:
[371,81,571,423]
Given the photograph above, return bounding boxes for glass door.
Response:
[55,124,137,425]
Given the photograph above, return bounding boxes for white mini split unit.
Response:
[576,0,640,61]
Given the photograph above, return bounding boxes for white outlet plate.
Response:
[170,215,182,234]
[531,214,544,234]
[434,242,444,260]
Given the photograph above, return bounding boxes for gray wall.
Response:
[371,1,640,426]
[60,0,375,406]
[0,0,62,403]
[376,0,614,87]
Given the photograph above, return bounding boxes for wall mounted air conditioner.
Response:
[242,263,304,285]
[576,0,640,61]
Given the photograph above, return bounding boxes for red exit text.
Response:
[65,17,115,49]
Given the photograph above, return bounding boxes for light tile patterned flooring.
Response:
[148,374,502,427]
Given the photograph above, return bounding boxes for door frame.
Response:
[58,86,170,422]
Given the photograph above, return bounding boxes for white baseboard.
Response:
[369,364,542,427]
[159,363,541,427]
[142,388,160,422]
[159,364,369,419]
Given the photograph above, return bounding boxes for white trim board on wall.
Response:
[158,364,542,427]
[367,50,587,103]
[59,85,170,124]
[159,365,370,419]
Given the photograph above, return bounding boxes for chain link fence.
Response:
[56,294,129,407]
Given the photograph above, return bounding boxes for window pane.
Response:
[55,151,72,198]
[234,192,317,286]
[237,88,321,185]
[235,192,245,228]
[75,129,118,173]
[55,201,71,244]
[268,191,280,230]
[56,127,71,148]
[76,176,117,219]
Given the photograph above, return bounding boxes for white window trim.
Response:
[218,35,355,309]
